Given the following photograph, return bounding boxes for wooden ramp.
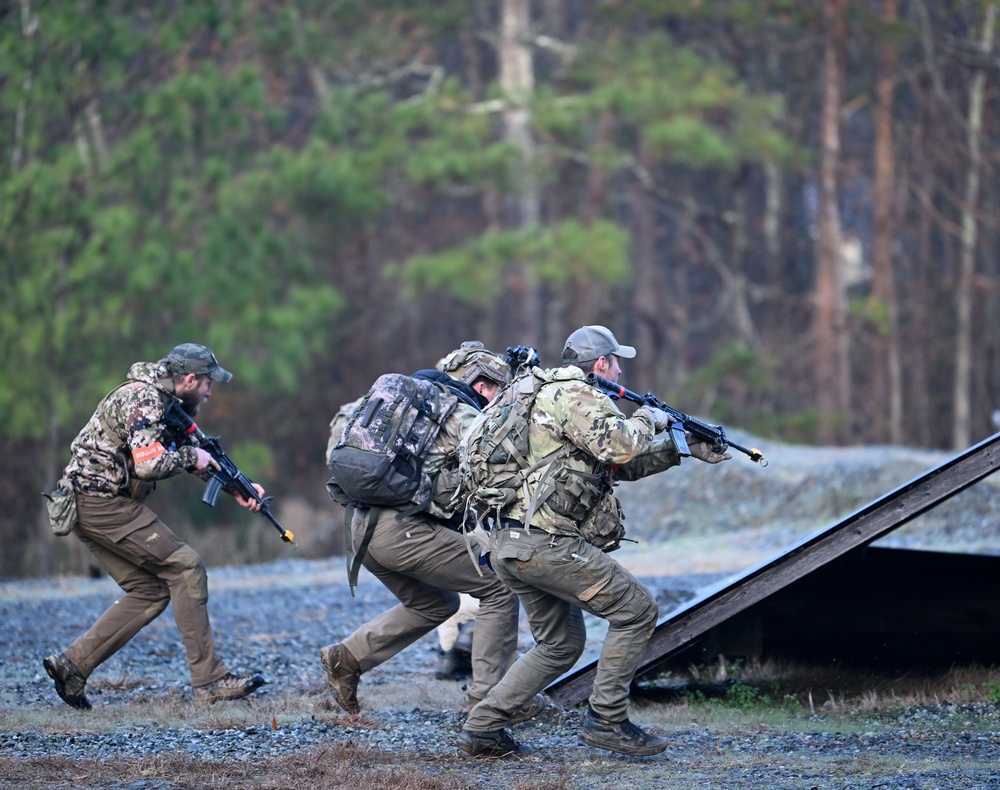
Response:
[545,432,1000,706]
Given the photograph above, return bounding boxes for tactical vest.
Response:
[459,367,609,532]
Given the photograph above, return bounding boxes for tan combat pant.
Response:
[340,507,520,703]
[63,495,227,687]
[464,525,659,732]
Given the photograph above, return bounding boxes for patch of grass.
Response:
[637,658,1000,730]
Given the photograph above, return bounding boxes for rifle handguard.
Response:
[585,373,767,466]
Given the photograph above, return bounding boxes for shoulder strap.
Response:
[96,381,134,447]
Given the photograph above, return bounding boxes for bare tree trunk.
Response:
[289,6,330,106]
[730,165,760,350]
[629,155,661,391]
[12,0,38,170]
[499,0,541,347]
[911,137,934,448]
[871,0,903,444]
[952,2,995,449]
[814,0,850,444]
[763,161,783,272]
[14,0,56,576]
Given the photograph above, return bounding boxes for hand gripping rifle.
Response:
[165,401,297,545]
[586,373,767,466]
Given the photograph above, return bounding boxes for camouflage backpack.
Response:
[327,372,463,593]
[326,373,460,512]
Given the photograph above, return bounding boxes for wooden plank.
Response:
[546,433,1000,706]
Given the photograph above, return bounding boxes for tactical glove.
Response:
[687,438,732,464]
[643,406,671,432]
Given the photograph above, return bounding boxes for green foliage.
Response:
[0,4,356,444]
[854,295,892,336]
[723,682,773,710]
[226,440,275,482]
[678,343,829,444]
[553,31,797,172]
[681,682,776,710]
[681,342,780,421]
[393,219,631,303]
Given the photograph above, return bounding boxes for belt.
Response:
[495,518,524,531]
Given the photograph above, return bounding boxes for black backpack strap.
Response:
[346,505,381,598]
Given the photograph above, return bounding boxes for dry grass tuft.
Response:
[0,743,473,790]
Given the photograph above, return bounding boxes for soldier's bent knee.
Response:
[164,545,209,603]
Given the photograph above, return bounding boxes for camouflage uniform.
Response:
[51,347,257,699]
[321,347,522,711]
[463,358,681,740]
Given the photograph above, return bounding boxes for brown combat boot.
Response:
[43,652,91,711]
[457,727,520,757]
[319,643,362,714]
[579,706,668,756]
[193,672,267,703]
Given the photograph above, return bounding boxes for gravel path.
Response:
[4,437,1000,787]
[2,556,999,789]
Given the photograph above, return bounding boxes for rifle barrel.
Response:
[585,373,767,465]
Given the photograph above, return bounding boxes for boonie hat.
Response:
[438,340,511,388]
[167,343,233,383]
[561,325,636,363]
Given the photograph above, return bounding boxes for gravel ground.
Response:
[3,437,1000,787]
[2,556,999,788]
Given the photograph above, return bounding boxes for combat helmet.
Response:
[438,341,511,389]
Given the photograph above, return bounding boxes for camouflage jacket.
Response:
[64,361,201,498]
[425,401,478,522]
[325,395,365,467]
[505,365,676,535]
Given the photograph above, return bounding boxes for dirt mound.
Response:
[614,435,1000,575]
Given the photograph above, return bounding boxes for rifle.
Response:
[165,401,297,545]
[586,373,767,466]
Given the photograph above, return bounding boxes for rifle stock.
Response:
[586,373,767,466]
[165,402,296,545]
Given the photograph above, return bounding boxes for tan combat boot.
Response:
[319,643,362,714]
[193,672,267,703]
[43,652,91,711]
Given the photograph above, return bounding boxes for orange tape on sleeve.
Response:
[132,442,166,465]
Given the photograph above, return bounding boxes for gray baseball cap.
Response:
[167,343,233,383]
[561,325,636,363]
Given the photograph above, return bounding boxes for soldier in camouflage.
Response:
[43,344,268,709]
[319,342,546,724]
[458,326,731,758]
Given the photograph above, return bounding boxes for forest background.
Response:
[4,0,1000,579]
